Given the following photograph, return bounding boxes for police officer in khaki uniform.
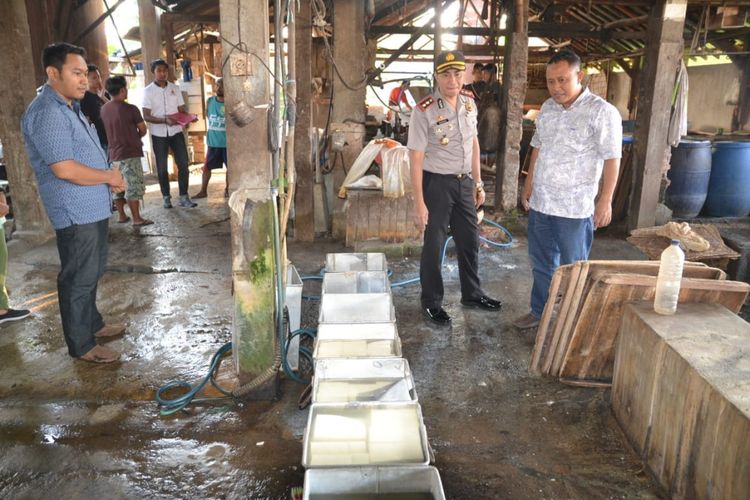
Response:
[408,51,502,325]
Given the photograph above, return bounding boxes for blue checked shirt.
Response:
[22,84,112,230]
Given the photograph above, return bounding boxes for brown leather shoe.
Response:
[513,312,540,329]
[78,345,121,363]
[95,323,127,338]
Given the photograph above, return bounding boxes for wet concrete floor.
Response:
[1,172,663,499]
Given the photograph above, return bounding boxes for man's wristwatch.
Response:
[476,181,484,192]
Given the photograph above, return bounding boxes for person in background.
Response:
[194,78,228,199]
[482,63,502,106]
[141,58,197,209]
[22,42,128,363]
[386,80,413,129]
[101,76,153,226]
[408,50,502,325]
[464,62,486,101]
[513,49,621,330]
[0,191,31,324]
[80,64,109,154]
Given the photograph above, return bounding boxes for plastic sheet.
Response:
[381,145,411,198]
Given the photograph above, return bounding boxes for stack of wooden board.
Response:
[528,260,750,386]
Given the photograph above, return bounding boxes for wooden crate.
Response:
[558,275,749,384]
[612,302,750,499]
[529,260,727,377]
[344,190,422,247]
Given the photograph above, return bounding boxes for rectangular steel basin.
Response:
[318,293,395,324]
[313,358,417,404]
[285,264,303,370]
[313,338,403,360]
[303,402,430,468]
[326,253,388,272]
[303,466,445,499]
[322,271,391,294]
[316,323,398,342]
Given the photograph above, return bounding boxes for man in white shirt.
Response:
[141,58,197,208]
[514,49,622,330]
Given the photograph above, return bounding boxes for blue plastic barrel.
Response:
[665,139,712,218]
[704,141,750,217]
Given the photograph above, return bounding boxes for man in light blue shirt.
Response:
[22,42,128,363]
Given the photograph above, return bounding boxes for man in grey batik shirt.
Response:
[514,49,622,330]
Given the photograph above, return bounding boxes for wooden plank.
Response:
[559,275,750,383]
[550,261,590,376]
[542,262,583,375]
[528,266,566,375]
[612,303,750,498]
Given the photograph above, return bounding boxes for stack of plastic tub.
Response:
[302,253,445,499]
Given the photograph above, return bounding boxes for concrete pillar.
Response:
[495,0,528,212]
[220,0,277,395]
[294,0,314,241]
[330,0,366,239]
[137,0,162,71]
[0,0,53,240]
[628,0,687,230]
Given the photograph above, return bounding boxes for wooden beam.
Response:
[368,1,449,82]
[294,0,315,241]
[72,0,127,44]
[628,0,687,230]
[495,0,529,212]
[373,0,430,26]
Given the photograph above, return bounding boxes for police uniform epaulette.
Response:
[459,89,474,98]
[417,96,435,111]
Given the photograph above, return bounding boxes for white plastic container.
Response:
[654,239,685,315]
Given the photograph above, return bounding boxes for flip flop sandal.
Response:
[132,220,154,227]
[117,216,131,223]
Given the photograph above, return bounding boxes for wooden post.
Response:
[627,0,687,230]
[0,0,53,240]
[494,0,528,212]
[330,0,366,239]
[294,0,314,241]
[732,56,750,132]
[138,0,162,72]
[434,0,442,54]
[220,0,277,395]
[163,15,176,81]
[138,0,161,175]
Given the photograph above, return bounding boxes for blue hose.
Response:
[155,342,234,416]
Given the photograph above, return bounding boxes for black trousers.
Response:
[420,171,483,309]
[152,133,190,197]
[55,219,108,357]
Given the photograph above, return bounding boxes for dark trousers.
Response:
[55,219,108,357]
[420,172,483,309]
[152,133,190,197]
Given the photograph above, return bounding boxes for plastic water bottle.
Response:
[654,239,685,315]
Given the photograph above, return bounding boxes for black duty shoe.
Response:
[423,307,451,325]
[0,308,31,324]
[461,295,502,311]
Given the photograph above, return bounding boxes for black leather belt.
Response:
[425,171,471,179]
